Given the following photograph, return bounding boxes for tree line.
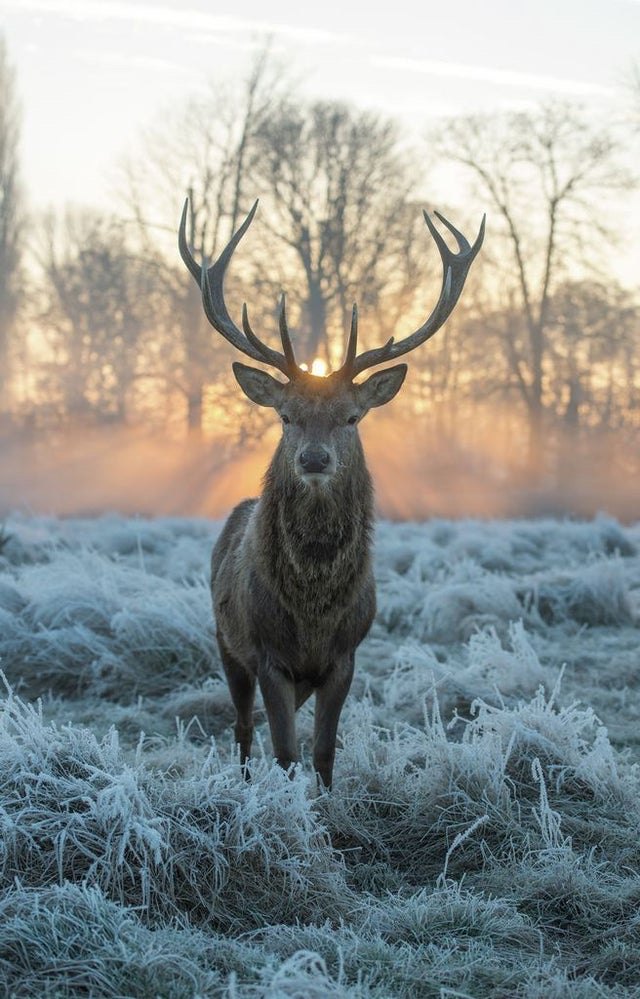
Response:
[1,39,638,486]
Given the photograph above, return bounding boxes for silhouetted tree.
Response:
[433,102,632,469]
[251,100,418,365]
[0,35,24,402]
[37,210,156,424]
[120,47,287,435]
[546,279,639,432]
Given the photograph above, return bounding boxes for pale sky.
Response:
[0,0,638,214]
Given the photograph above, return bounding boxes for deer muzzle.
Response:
[298,445,334,478]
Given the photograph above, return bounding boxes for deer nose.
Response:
[299,446,331,473]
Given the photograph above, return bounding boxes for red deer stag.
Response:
[179,199,484,787]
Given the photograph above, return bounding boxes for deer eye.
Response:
[281,414,290,425]
[347,415,358,425]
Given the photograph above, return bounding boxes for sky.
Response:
[1,0,638,216]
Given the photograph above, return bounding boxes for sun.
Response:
[299,358,329,377]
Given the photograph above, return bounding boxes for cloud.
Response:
[73,48,200,78]
[372,55,616,98]
[6,0,350,46]
[184,33,281,54]
[9,1,620,101]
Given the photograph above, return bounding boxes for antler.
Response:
[336,209,485,380]
[179,198,298,379]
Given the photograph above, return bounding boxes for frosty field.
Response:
[1,512,639,997]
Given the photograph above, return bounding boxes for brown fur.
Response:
[211,366,405,787]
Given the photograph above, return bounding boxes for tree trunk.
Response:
[305,281,328,361]
[527,398,544,477]
[187,385,203,435]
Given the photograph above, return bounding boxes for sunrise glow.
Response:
[310,358,328,377]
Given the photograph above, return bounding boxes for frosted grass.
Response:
[1,512,639,996]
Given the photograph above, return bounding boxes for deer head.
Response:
[179,198,484,486]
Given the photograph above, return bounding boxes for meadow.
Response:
[0,511,639,997]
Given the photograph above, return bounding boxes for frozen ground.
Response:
[0,512,639,997]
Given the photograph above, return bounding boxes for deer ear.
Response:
[355,364,407,410]
[232,362,286,408]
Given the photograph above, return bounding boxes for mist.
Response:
[2,413,637,522]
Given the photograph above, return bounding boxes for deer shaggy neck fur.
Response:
[257,437,374,619]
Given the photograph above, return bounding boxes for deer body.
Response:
[179,196,484,787]
[210,385,378,785]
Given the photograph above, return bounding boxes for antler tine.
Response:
[278,294,297,370]
[241,302,273,360]
[178,198,202,284]
[350,210,485,378]
[430,210,477,254]
[179,197,296,378]
[334,303,359,381]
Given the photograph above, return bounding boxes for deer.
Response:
[179,198,484,788]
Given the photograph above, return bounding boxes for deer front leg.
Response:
[258,657,298,773]
[313,655,355,789]
[218,636,256,778]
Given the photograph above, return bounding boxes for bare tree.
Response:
[433,102,632,468]
[0,34,24,402]
[36,209,156,424]
[119,47,288,435]
[251,100,419,365]
[546,279,639,433]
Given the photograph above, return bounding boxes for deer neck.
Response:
[256,439,373,594]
